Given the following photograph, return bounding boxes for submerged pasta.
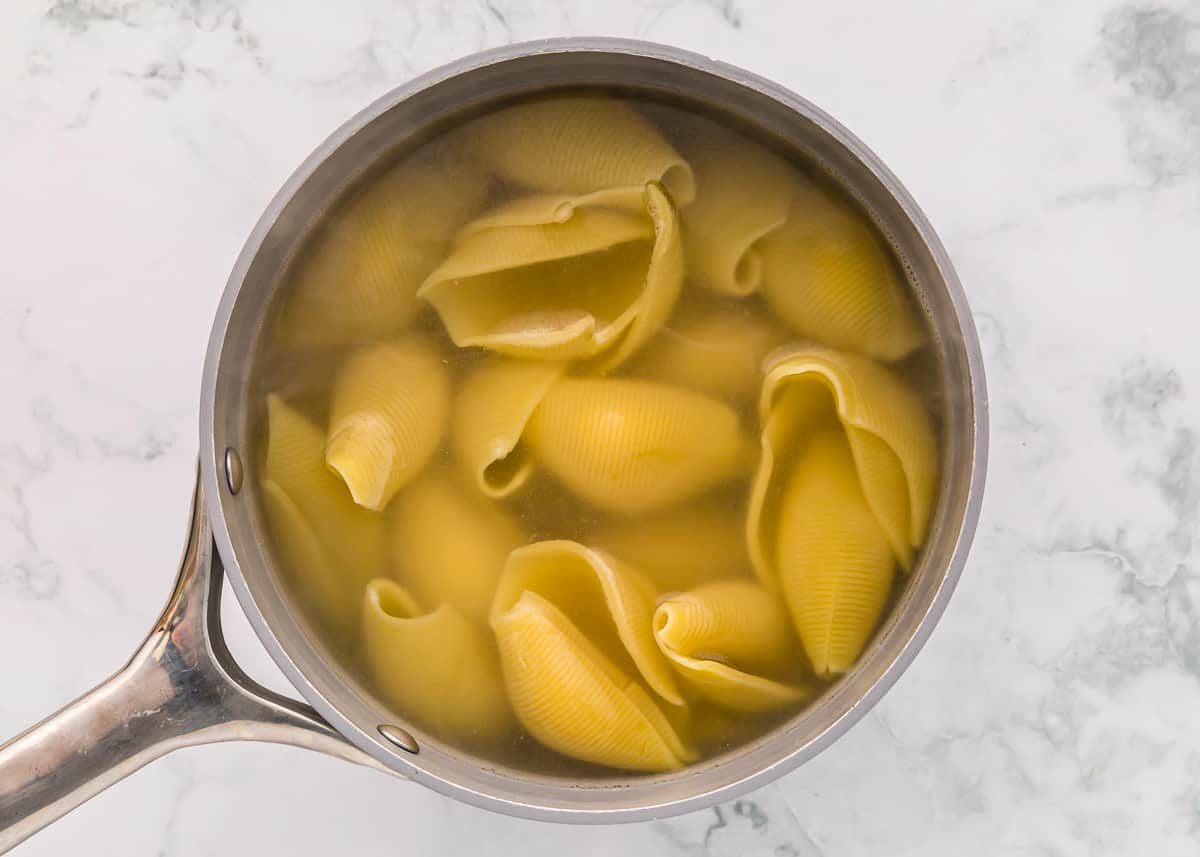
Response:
[389,469,524,621]
[261,395,386,640]
[363,579,515,744]
[593,501,752,592]
[276,140,488,350]
[679,128,794,296]
[629,302,789,402]
[466,96,695,205]
[256,92,939,775]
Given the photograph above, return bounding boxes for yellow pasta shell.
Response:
[491,540,681,705]
[417,183,682,370]
[452,358,565,498]
[525,378,747,515]
[467,96,695,205]
[654,579,811,713]
[760,180,926,361]
[593,501,752,592]
[747,346,937,578]
[492,591,694,772]
[680,132,793,296]
[325,338,450,511]
[775,429,896,676]
[261,395,386,639]
[628,302,789,402]
[389,469,524,621]
[362,579,514,745]
[276,141,488,349]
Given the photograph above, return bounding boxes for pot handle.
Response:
[0,474,391,853]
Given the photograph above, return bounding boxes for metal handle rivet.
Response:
[224,448,244,495]
[377,724,419,754]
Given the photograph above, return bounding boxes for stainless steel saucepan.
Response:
[0,38,987,851]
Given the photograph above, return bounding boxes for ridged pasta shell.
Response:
[389,469,524,621]
[466,96,695,205]
[760,180,926,361]
[775,429,896,676]
[654,579,811,713]
[525,378,747,515]
[492,591,694,772]
[593,501,751,592]
[325,338,450,511]
[680,132,793,296]
[748,346,937,576]
[418,183,683,370]
[261,395,386,639]
[362,579,514,745]
[276,141,487,349]
[452,358,565,498]
[628,302,789,402]
[491,540,681,705]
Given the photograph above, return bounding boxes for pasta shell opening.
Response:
[653,580,812,713]
[363,579,515,745]
[419,184,682,370]
[679,131,794,297]
[492,540,681,705]
[453,358,565,499]
[325,338,450,511]
[758,345,938,569]
[492,590,694,772]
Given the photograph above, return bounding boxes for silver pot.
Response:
[0,38,987,851]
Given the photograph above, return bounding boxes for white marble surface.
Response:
[2,0,1200,853]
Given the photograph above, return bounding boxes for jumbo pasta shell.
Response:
[389,469,524,621]
[325,338,450,511]
[593,501,752,592]
[760,180,926,361]
[418,183,682,370]
[276,141,487,349]
[759,346,937,571]
[747,346,936,578]
[775,429,896,676]
[261,395,386,638]
[525,378,747,515]
[680,131,793,296]
[362,579,514,745]
[628,302,789,402]
[491,540,681,705]
[466,95,695,204]
[452,358,565,498]
[492,591,694,772]
[653,579,812,714]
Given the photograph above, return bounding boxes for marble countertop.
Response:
[3,0,1199,854]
